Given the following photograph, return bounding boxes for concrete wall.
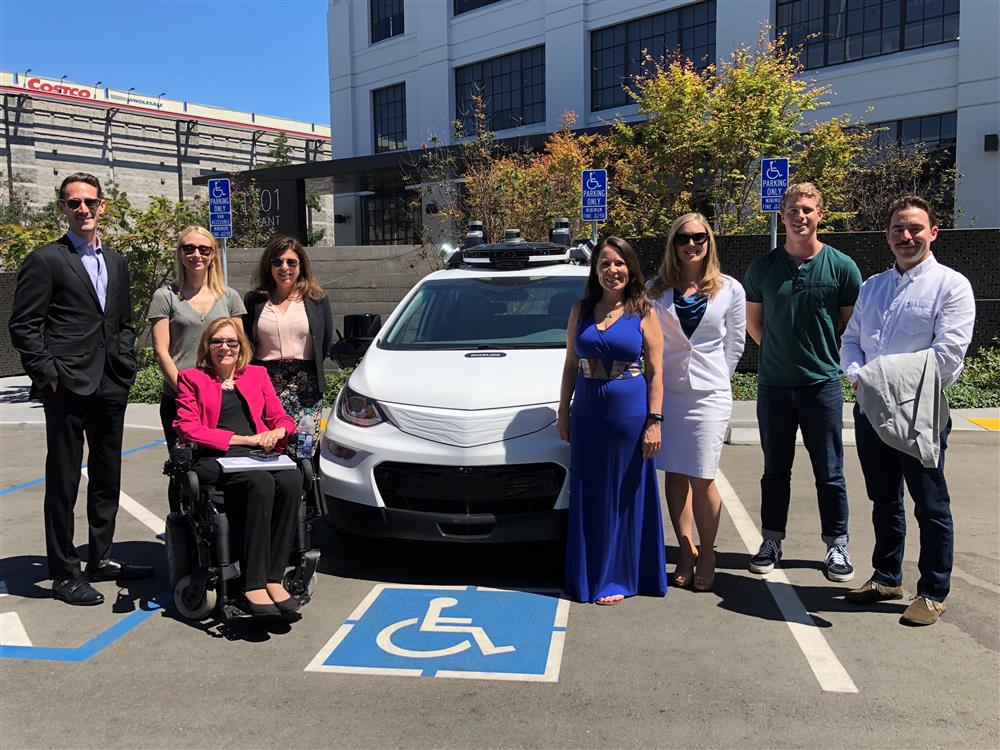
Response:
[1,88,335,240]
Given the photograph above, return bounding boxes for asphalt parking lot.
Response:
[1,399,998,749]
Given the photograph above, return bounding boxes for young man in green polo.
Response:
[743,183,862,582]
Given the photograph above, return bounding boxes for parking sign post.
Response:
[581,169,607,245]
[761,158,789,250]
[208,177,233,282]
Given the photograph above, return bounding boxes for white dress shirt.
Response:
[841,254,975,388]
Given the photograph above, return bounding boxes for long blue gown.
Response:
[565,310,667,602]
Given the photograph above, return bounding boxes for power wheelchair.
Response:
[163,443,323,621]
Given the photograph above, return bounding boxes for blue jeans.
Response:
[854,404,953,602]
[756,381,849,546]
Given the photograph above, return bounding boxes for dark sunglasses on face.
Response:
[181,244,213,257]
[270,257,300,268]
[209,338,240,348]
[674,232,709,246]
[60,198,102,210]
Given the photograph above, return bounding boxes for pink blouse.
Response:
[255,298,315,361]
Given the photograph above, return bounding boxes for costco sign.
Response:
[26,77,93,99]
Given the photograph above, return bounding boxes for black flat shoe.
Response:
[53,578,104,606]
[243,596,280,616]
[87,559,155,582]
[272,596,301,615]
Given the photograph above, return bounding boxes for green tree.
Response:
[255,131,293,169]
[607,25,869,236]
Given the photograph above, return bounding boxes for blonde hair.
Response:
[175,226,226,299]
[649,212,724,300]
[195,317,252,375]
[780,182,824,213]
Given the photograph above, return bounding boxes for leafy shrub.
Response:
[945,341,1000,408]
[324,367,354,407]
[129,365,164,404]
[731,372,758,400]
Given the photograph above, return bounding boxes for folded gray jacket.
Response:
[855,349,949,468]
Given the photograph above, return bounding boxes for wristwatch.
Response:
[647,413,663,422]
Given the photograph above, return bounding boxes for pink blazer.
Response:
[174,364,296,452]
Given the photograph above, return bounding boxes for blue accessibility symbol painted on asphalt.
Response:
[305,585,569,682]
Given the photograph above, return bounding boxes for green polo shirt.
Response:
[743,243,862,386]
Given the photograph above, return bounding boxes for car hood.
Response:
[350,347,565,410]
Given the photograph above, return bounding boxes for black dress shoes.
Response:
[272,596,302,615]
[243,596,281,617]
[86,559,156,582]
[52,579,104,606]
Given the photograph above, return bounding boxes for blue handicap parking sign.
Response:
[306,585,569,682]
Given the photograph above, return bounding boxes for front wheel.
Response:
[173,576,217,620]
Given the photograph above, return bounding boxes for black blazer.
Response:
[243,290,333,385]
[8,234,138,398]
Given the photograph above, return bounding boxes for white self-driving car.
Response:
[319,229,590,542]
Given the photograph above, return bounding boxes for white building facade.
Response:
[327,0,999,243]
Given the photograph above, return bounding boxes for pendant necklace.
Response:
[604,301,623,320]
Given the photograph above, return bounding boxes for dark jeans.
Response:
[757,381,848,546]
[193,459,301,590]
[854,404,953,601]
[159,392,177,449]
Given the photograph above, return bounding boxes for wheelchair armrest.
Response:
[297,457,314,485]
[185,470,200,501]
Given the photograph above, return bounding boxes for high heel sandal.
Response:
[692,552,715,592]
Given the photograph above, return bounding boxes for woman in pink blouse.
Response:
[244,237,333,454]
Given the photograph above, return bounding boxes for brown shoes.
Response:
[899,596,946,626]
[845,577,904,604]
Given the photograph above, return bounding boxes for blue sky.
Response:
[0,0,331,125]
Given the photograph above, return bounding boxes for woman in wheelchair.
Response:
[174,317,303,616]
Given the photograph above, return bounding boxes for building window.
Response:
[373,83,407,153]
[455,46,545,134]
[591,0,716,112]
[868,111,957,157]
[361,192,422,245]
[777,0,960,71]
[454,0,504,15]
[371,0,404,44]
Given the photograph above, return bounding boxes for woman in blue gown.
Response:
[558,237,667,605]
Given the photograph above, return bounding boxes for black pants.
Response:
[193,459,301,590]
[159,392,178,448]
[42,375,128,581]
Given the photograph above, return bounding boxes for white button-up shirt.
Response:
[841,254,975,388]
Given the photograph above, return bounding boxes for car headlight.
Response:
[336,384,387,428]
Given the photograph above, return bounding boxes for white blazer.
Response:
[650,275,747,391]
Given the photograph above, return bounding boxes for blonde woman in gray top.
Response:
[148,226,246,446]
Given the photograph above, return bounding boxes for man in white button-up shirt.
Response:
[841,195,975,626]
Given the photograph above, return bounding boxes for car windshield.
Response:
[379,275,585,350]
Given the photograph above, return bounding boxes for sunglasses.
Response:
[181,244,213,257]
[270,257,300,268]
[674,232,709,246]
[208,338,240,348]
[60,198,102,210]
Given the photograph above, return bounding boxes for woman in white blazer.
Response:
[648,213,746,591]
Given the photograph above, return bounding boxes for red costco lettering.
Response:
[26,78,92,99]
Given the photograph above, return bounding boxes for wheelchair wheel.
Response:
[173,576,217,620]
[283,566,317,599]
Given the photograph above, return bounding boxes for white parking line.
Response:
[80,468,165,536]
[715,469,859,694]
[0,612,33,646]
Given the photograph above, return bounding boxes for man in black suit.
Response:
[9,172,153,605]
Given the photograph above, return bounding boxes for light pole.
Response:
[94,80,102,98]
[22,67,31,83]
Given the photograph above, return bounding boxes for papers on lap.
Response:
[217,455,298,472]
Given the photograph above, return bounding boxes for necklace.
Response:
[603,301,624,320]
[219,375,235,391]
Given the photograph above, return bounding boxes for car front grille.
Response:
[373,461,566,515]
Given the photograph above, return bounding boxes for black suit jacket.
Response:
[8,234,138,398]
[243,290,333,385]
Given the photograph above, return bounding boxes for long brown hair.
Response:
[583,237,649,317]
[195,317,253,375]
[252,236,326,301]
[649,212,724,300]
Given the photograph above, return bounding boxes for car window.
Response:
[380,275,585,350]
